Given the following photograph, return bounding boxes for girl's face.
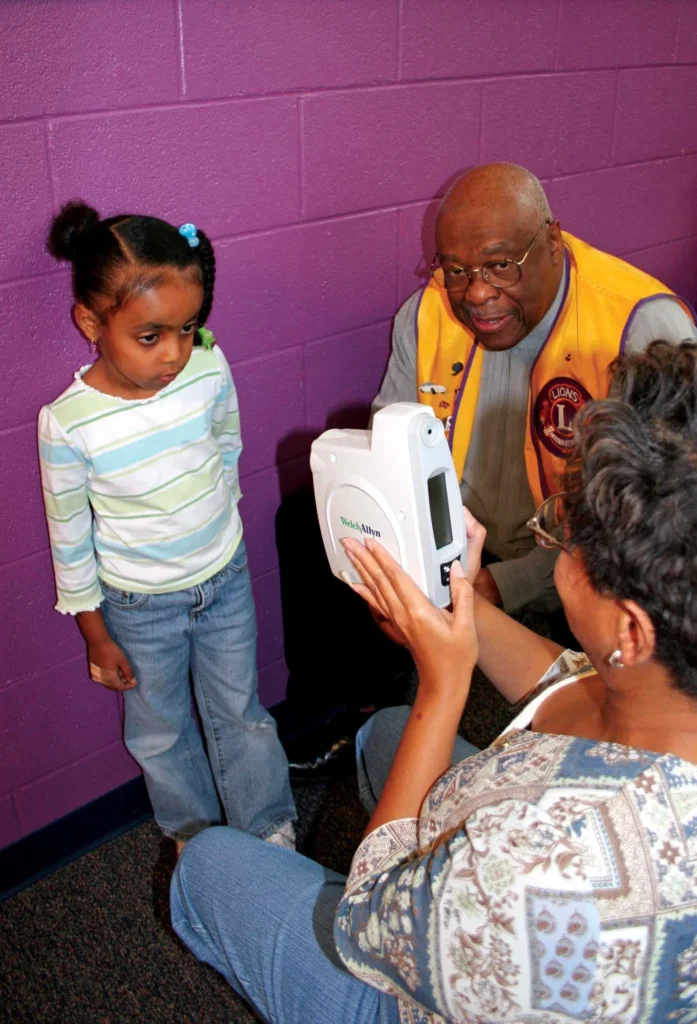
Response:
[88,272,204,398]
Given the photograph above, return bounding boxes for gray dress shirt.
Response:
[373,269,696,612]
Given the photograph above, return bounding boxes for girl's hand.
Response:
[88,639,137,692]
[342,534,479,698]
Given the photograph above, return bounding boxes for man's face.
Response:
[434,207,563,352]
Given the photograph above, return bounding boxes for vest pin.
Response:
[451,361,464,375]
[565,353,572,361]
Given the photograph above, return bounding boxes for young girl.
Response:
[39,202,296,851]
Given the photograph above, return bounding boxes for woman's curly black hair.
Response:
[48,201,215,337]
[565,340,697,696]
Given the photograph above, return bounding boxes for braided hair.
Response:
[48,201,216,341]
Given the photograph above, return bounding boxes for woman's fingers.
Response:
[368,604,409,646]
[449,560,479,670]
[359,537,434,614]
[346,576,409,646]
[344,575,391,620]
[462,506,486,584]
[449,559,475,627]
[341,537,402,614]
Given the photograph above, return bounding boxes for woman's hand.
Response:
[355,507,487,652]
[461,506,486,583]
[88,638,137,692]
[342,513,486,696]
[367,605,409,647]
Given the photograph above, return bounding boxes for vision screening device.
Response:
[311,403,465,608]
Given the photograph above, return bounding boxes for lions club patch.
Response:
[534,377,592,457]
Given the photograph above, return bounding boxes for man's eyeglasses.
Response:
[527,491,570,553]
[430,220,550,292]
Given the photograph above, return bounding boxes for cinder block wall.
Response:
[2,0,696,848]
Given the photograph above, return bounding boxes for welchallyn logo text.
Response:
[340,516,381,538]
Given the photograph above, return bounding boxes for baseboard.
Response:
[0,776,153,903]
[0,697,348,903]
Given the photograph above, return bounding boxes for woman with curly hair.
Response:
[173,341,697,1023]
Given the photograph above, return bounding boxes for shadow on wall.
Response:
[273,407,412,718]
[268,172,466,716]
[412,169,470,288]
[276,403,372,473]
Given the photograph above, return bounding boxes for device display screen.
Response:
[427,472,453,549]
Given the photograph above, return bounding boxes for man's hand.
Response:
[473,566,502,606]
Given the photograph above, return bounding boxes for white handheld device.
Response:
[310,403,465,608]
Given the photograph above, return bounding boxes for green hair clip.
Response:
[198,327,215,350]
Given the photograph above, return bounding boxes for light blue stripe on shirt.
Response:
[90,411,210,475]
[39,345,244,613]
[52,531,95,566]
[39,438,84,466]
[95,501,232,562]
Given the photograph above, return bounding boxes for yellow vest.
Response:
[416,232,694,507]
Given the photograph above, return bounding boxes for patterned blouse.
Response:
[334,653,697,1023]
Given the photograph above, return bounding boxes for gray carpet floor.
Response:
[1,672,516,1024]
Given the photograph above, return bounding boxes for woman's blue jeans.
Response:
[101,541,295,842]
[171,705,479,1022]
[171,828,401,1024]
[355,705,480,812]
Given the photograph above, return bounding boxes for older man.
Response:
[374,163,696,613]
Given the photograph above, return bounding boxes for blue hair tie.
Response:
[179,223,200,248]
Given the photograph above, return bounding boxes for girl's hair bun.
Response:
[48,201,100,262]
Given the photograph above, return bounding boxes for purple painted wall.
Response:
[2,0,697,849]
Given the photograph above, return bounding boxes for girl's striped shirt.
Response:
[38,345,243,615]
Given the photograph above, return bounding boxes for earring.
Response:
[90,337,99,349]
[607,649,625,669]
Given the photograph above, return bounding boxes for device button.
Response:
[440,557,460,586]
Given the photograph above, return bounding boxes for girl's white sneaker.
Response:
[264,821,296,851]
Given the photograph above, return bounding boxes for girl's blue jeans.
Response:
[101,540,296,842]
[170,706,479,1022]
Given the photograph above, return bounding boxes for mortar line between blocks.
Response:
[0,268,68,291]
[301,343,309,430]
[0,533,52,567]
[208,152,697,246]
[175,0,187,99]
[12,738,134,799]
[554,0,563,72]
[395,208,402,312]
[0,652,87,693]
[297,97,306,219]
[43,121,60,215]
[477,85,485,163]
[0,418,46,438]
[212,200,429,245]
[672,1,683,63]
[396,0,404,82]
[2,63,694,128]
[609,68,621,165]
[227,318,393,373]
